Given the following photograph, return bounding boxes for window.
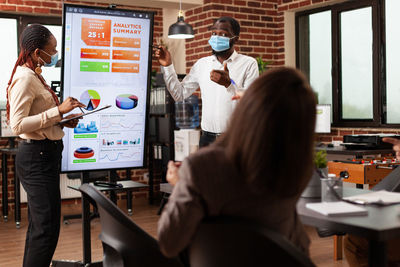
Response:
[0,14,61,108]
[385,0,400,124]
[0,18,18,107]
[297,11,332,109]
[340,7,373,120]
[296,0,399,127]
[33,24,62,84]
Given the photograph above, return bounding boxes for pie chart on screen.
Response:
[80,90,101,111]
[116,94,138,110]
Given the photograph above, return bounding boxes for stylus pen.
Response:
[79,107,85,114]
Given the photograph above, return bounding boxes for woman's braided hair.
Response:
[6,24,52,120]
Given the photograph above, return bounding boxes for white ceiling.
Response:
[84,0,203,10]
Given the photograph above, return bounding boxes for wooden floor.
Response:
[0,198,349,267]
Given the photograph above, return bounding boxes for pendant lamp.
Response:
[168,3,194,39]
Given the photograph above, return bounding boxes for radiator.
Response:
[20,174,82,203]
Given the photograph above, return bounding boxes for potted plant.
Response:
[314,150,328,177]
[301,150,328,197]
[256,56,272,74]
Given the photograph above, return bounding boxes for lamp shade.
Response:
[168,16,194,39]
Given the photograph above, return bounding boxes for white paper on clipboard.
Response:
[59,104,111,124]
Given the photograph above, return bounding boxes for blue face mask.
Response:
[39,50,59,67]
[208,35,233,52]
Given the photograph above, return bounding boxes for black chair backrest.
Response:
[79,184,183,267]
[372,166,400,192]
[189,217,316,267]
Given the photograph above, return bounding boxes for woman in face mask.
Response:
[6,24,85,267]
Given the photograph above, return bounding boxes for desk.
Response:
[298,188,400,267]
[52,180,148,266]
[0,148,20,227]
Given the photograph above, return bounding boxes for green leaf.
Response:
[314,150,327,168]
[256,56,272,74]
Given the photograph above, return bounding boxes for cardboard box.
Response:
[174,129,200,161]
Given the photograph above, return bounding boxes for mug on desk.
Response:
[321,176,343,202]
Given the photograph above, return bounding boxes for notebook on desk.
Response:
[344,190,400,205]
[306,201,368,217]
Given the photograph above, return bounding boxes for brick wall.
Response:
[184,0,395,144]
[1,0,397,211]
[0,0,163,70]
[276,0,390,144]
[185,0,283,72]
[183,0,340,71]
[0,0,163,212]
[278,0,336,10]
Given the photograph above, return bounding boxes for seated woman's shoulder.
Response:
[187,145,232,171]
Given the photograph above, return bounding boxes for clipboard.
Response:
[59,104,111,124]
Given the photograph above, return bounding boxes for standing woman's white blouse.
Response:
[8,66,63,140]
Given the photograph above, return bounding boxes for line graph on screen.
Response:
[100,115,143,131]
[99,149,141,162]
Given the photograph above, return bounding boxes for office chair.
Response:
[189,217,316,267]
[79,184,183,267]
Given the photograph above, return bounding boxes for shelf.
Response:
[148,77,175,205]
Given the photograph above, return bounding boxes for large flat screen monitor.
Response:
[61,4,153,172]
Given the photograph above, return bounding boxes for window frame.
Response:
[0,13,62,103]
[295,0,396,128]
[0,13,61,56]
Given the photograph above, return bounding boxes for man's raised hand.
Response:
[210,62,231,88]
[154,46,172,67]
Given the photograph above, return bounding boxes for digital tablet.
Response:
[59,104,112,124]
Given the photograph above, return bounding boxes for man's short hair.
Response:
[215,17,240,36]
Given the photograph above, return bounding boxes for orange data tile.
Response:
[113,37,141,48]
[112,50,140,61]
[81,18,111,47]
[112,63,139,73]
[81,48,110,59]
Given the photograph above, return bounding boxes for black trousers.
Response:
[16,139,63,267]
[199,131,219,148]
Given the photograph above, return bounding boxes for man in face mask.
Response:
[155,16,259,148]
